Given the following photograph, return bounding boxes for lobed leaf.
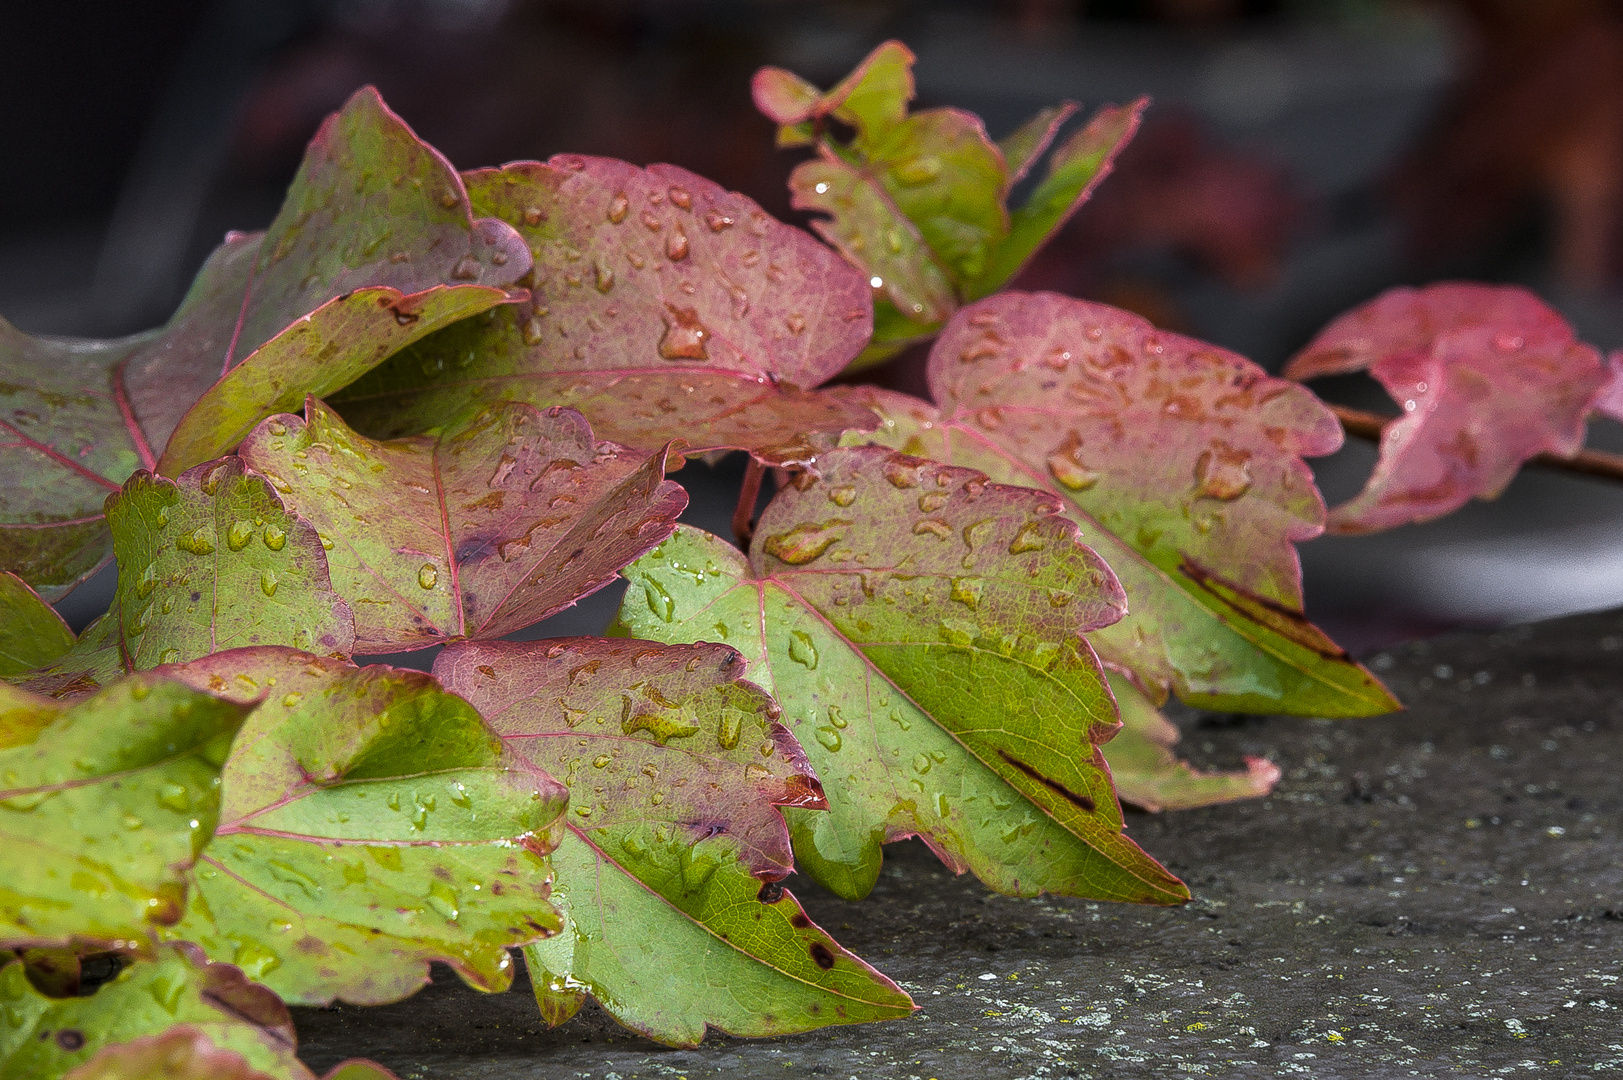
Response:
[334,157,876,467]
[831,293,1396,717]
[755,41,1144,367]
[0,86,530,600]
[0,943,395,1080]
[617,447,1189,904]
[0,572,74,676]
[1285,283,1613,533]
[159,648,566,1007]
[1102,672,1280,813]
[104,457,354,672]
[0,676,252,950]
[434,637,914,1045]
[238,399,684,653]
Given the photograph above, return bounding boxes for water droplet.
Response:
[718,708,744,750]
[918,491,947,512]
[595,262,615,293]
[665,226,690,262]
[762,519,850,564]
[1193,444,1252,501]
[1008,522,1046,554]
[262,524,287,551]
[705,210,734,232]
[643,578,675,621]
[282,692,303,708]
[607,192,629,223]
[318,533,334,551]
[156,782,191,812]
[815,727,842,751]
[788,631,819,669]
[950,577,984,611]
[134,564,158,599]
[1494,332,1524,351]
[785,313,807,335]
[890,710,911,731]
[744,762,772,782]
[913,752,932,774]
[828,485,857,507]
[669,186,692,209]
[523,206,545,226]
[154,509,169,529]
[522,315,545,346]
[233,943,281,979]
[227,520,254,551]
[912,518,951,541]
[159,648,180,665]
[1047,442,1099,492]
[592,754,611,768]
[260,569,279,597]
[893,155,943,185]
[827,706,847,729]
[451,256,481,280]
[657,305,710,360]
[418,563,439,589]
[199,464,228,496]
[427,880,461,921]
[176,528,215,555]
[122,812,144,830]
[883,460,918,488]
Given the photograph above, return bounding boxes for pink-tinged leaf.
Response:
[435,638,913,1045]
[1102,672,1279,813]
[0,87,529,600]
[239,399,685,652]
[619,448,1191,907]
[63,1029,399,1080]
[159,648,567,1006]
[8,609,126,701]
[829,311,1394,719]
[104,457,355,670]
[1285,283,1610,533]
[753,41,915,144]
[0,571,75,676]
[998,103,1079,186]
[3,943,399,1080]
[333,157,876,467]
[1595,352,1623,423]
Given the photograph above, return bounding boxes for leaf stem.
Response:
[733,457,766,549]
[1330,403,1623,484]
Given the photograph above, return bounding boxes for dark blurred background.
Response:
[8,0,1623,655]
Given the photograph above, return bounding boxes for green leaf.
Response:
[0,676,252,950]
[831,293,1398,718]
[617,448,1188,905]
[157,286,516,477]
[159,647,566,1006]
[0,572,74,676]
[333,157,876,467]
[434,637,914,1045]
[756,41,1145,352]
[0,86,530,600]
[0,943,395,1080]
[238,399,685,653]
[6,611,125,701]
[104,458,355,671]
[1102,672,1279,813]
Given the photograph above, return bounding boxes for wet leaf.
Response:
[1285,283,1613,533]
[831,293,1395,718]
[333,157,876,467]
[434,637,913,1045]
[0,676,252,950]
[0,572,74,676]
[159,648,566,1006]
[1102,673,1279,813]
[238,399,685,653]
[617,447,1188,904]
[0,86,530,600]
[0,943,395,1080]
[7,612,126,702]
[104,457,355,670]
[754,41,1144,366]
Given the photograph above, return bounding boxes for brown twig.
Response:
[1329,403,1623,484]
[733,456,766,549]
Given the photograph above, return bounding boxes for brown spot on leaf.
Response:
[997,750,1096,812]
[809,942,835,969]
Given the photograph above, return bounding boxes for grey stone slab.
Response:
[292,607,1623,1080]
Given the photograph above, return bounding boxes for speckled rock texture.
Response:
[294,606,1623,1080]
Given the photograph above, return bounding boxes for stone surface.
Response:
[293,606,1623,1079]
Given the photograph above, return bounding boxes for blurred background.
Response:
[8,0,1623,657]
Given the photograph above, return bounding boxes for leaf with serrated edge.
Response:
[1285,283,1612,533]
[0,86,530,600]
[0,572,74,676]
[0,676,251,950]
[829,326,1395,718]
[1,943,394,1080]
[158,647,565,1006]
[105,457,355,671]
[333,157,876,468]
[1103,672,1279,813]
[239,399,685,653]
[434,637,913,1045]
[617,447,1188,905]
